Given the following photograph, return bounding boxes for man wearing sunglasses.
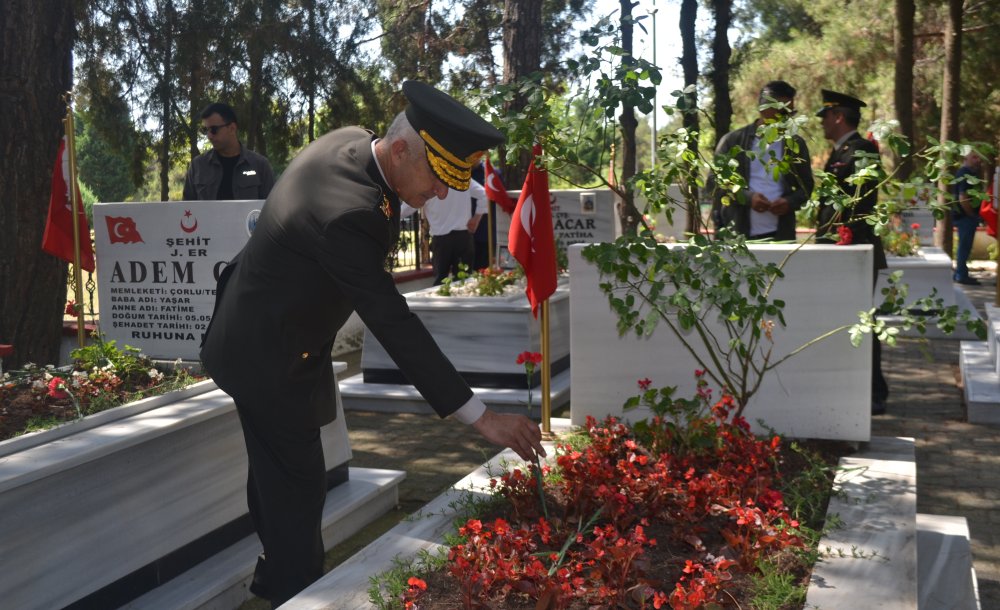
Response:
[182,102,275,201]
[708,80,813,241]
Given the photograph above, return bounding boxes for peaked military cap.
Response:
[816,89,867,117]
[402,80,504,191]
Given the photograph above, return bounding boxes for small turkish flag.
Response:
[508,144,556,318]
[484,155,515,214]
[105,216,144,244]
[41,137,95,271]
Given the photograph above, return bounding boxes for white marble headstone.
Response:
[93,200,262,360]
[569,242,875,442]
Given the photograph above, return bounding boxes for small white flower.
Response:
[45,364,55,370]
[24,362,36,371]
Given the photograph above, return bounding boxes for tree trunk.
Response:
[500,0,542,188]
[0,0,76,367]
[679,0,700,233]
[935,0,962,254]
[158,1,174,201]
[710,0,732,146]
[617,0,641,236]
[893,0,915,179]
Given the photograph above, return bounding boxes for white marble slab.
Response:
[361,282,570,380]
[569,242,875,441]
[877,246,956,308]
[806,436,918,609]
[916,513,980,610]
[127,467,405,610]
[959,341,1000,425]
[0,364,352,609]
[339,367,571,416]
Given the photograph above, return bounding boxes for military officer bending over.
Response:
[200,81,546,607]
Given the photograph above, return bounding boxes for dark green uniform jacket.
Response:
[816,131,887,270]
[200,127,473,427]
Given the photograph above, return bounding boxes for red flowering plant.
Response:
[882,218,922,256]
[378,375,822,610]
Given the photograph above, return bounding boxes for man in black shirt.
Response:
[182,102,275,201]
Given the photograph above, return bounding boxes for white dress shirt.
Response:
[401,179,488,235]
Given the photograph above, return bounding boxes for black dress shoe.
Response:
[954,276,981,285]
[872,399,886,415]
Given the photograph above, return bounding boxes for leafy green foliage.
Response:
[71,339,149,379]
[584,230,790,415]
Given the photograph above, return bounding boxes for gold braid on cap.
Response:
[419,129,486,190]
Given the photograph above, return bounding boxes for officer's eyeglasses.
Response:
[200,122,231,135]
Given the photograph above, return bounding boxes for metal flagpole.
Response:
[487,201,496,268]
[63,93,87,349]
[540,299,552,435]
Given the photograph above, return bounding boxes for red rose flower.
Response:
[911,223,920,231]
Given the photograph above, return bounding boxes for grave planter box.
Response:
[361,281,570,389]
[876,246,955,308]
[0,372,352,609]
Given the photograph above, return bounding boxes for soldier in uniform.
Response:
[815,89,889,414]
[200,81,546,607]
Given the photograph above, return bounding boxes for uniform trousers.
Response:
[431,229,474,285]
[236,402,327,608]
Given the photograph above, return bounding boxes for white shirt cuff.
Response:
[451,395,487,425]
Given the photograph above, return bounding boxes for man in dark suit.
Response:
[709,80,814,240]
[200,81,546,607]
[815,89,889,414]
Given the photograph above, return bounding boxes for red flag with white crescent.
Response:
[507,144,556,317]
[42,136,96,271]
[484,155,516,214]
[105,216,144,244]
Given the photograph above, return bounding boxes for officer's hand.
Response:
[471,409,546,462]
[770,197,790,216]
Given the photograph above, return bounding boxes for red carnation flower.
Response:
[47,377,70,399]
[835,226,853,245]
